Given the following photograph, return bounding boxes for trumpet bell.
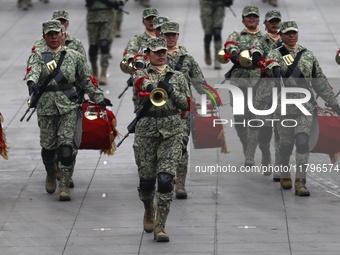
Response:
[336,52,340,65]
[150,88,168,107]
[120,59,134,74]
[239,50,253,68]
[217,49,230,64]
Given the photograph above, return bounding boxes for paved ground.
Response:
[1,0,340,254]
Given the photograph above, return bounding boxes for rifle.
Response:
[116,100,152,147]
[118,76,133,99]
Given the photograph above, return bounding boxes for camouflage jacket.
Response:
[133,65,190,138]
[251,33,282,58]
[167,45,205,95]
[225,29,264,87]
[25,45,104,116]
[266,44,338,114]
[124,32,154,61]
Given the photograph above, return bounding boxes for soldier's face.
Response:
[243,14,259,30]
[265,19,280,34]
[43,31,63,50]
[163,33,179,48]
[281,31,298,47]
[143,16,156,32]
[147,49,167,66]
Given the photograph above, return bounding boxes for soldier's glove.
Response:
[27,81,38,96]
[330,104,340,115]
[223,0,233,7]
[103,98,113,106]
[272,66,281,78]
[230,52,239,64]
[158,81,173,95]
[252,52,261,66]
[146,83,155,92]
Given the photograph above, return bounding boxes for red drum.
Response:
[309,107,340,154]
[74,100,118,155]
[191,103,227,153]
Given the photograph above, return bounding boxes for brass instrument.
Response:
[120,59,134,74]
[217,49,230,64]
[239,50,252,68]
[150,88,168,107]
[336,50,340,65]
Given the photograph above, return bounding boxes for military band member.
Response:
[25,20,106,201]
[132,37,190,242]
[266,20,340,196]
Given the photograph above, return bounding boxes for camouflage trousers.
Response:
[133,133,183,213]
[276,113,312,179]
[37,109,78,173]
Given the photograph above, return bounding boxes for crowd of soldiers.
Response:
[12,0,340,244]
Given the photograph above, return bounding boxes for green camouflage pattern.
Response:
[142,7,158,19]
[161,21,179,34]
[225,29,264,87]
[52,10,69,21]
[124,32,154,61]
[199,0,225,34]
[266,44,338,114]
[264,10,281,21]
[242,5,259,16]
[153,16,169,29]
[133,65,190,213]
[147,37,167,52]
[280,20,298,33]
[42,20,62,34]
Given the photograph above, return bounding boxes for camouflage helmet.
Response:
[52,10,69,21]
[264,10,281,22]
[242,5,259,17]
[147,37,168,52]
[153,16,170,29]
[161,21,179,34]
[279,20,298,33]
[142,7,159,19]
[42,20,62,34]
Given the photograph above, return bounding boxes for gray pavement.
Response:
[2,0,340,254]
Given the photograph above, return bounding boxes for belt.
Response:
[144,110,179,118]
[45,83,74,92]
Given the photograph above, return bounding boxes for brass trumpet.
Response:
[150,88,168,107]
[217,49,230,64]
[120,59,134,74]
[336,50,340,65]
[239,50,253,68]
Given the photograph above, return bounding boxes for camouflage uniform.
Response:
[224,6,263,166]
[161,21,206,199]
[266,21,340,196]
[86,0,120,85]
[123,8,159,61]
[133,37,190,241]
[250,10,282,178]
[199,0,226,69]
[25,20,105,201]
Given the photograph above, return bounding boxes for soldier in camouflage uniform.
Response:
[25,20,106,201]
[123,8,159,62]
[86,0,124,85]
[199,0,233,70]
[113,1,129,38]
[266,20,340,196]
[133,37,190,242]
[250,10,282,180]
[161,21,212,199]
[224,6,264,166]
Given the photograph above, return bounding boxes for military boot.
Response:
[295,178,310,196]
[99,66,108,85]
[17,0,22,8]
[259,143,271,176]
[214,51,221,70]
[273,147,281,181]
[204,47,212,66]
[21,0,29,10]
[154,209,169,242]
[244,138,257,167]
[115,21,122,38]
[143,200,155,233]
[59,171,72,201]
[44,162,57,194]
[175,169,187,199]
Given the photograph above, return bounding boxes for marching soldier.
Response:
[132,37,190,241]
[250,10,282,180]
[25,20,107,201]
[224,5,264,166]
[86,0,124,85]
[266,20,340,196]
